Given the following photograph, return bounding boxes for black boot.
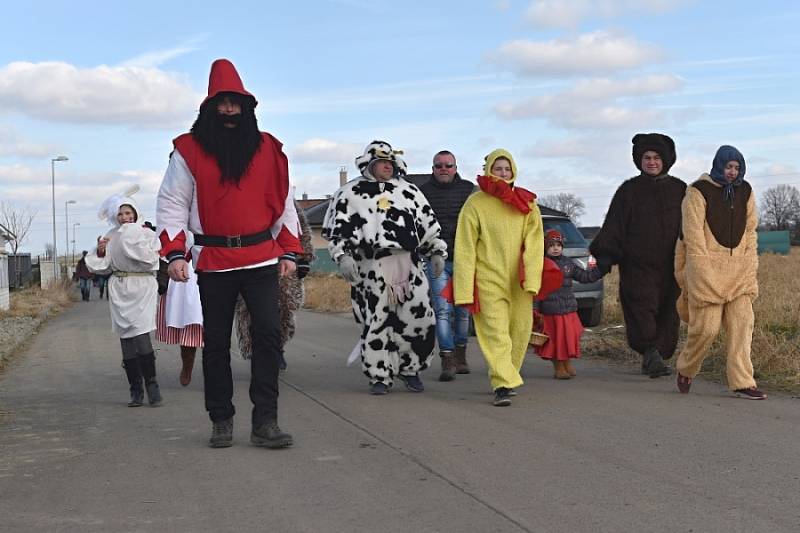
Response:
[139,352,163,406]
[643,347,671,379]
[122,358,144,407]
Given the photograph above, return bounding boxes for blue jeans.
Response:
[427,260,469,352]
[79,278,91,299]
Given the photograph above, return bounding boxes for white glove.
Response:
[338,255,360,283]
[430,254,445,279]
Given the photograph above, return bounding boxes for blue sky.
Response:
[1,0,798,255]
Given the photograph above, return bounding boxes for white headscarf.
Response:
[98,185,141,227]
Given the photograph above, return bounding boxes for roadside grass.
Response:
[303,273,352,313]
[305,249,800,392]
[583,248,800,392]
[0,279,76,320]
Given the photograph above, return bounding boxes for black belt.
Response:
[194,228,272,248]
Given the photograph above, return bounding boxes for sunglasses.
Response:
[434,163,455,169]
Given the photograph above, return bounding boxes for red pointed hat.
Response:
[202,59,257,106]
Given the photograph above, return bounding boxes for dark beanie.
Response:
[632,133,676,174]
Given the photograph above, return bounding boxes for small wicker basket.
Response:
[529,331,549,347]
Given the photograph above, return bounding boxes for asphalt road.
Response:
[1,298,798,532]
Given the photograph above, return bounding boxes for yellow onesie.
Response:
[453,149,544,391]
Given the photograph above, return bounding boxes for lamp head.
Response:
[52,155,69,162]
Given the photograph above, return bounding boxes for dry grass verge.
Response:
[304,273,352,313]
[0,279,76,320]
[583,248,800,391]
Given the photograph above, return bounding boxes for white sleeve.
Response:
[270,185,301,240]
[156,151,194,242]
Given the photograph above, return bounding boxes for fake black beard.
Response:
[190,103,262,186]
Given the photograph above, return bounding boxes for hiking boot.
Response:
[122,358,144,407]
[564,359,577,377]
[439,351,457,382]
[677,372,692,394]
[369,382,389,395]
[209,418,233,448]
[398,373,424,392]
[251,421,293,449]
[493,387,512,407]
[734,387,767,400]
[454,344,470,374]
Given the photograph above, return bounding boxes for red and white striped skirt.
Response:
[155,295,204,348]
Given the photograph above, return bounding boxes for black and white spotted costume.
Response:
[323,141,447,386]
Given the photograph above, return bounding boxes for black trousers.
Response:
[197,265,282,426]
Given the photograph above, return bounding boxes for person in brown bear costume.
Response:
[590,133,686,378]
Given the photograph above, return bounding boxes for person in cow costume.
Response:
[323,141,447,395]
[156,59,303,449]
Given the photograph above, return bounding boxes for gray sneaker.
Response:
[251,421,293,449]
[209,418,233,448]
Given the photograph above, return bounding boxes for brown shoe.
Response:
[179,347,196,387]
[454,344,470,374]
[563,359,577,377]
[439,352,457,382]
[552,360,571,380]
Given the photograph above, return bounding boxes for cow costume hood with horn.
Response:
[156,59,301,447]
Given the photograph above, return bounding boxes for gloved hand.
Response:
[430,254,445,279]
[337,255,360,283]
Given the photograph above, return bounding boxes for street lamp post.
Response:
[72,222,80,266]
[65,200,76,267]
[51,155,69,278]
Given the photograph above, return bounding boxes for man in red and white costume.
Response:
[157,59,302,449]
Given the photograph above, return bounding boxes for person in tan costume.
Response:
[674,145,766,399]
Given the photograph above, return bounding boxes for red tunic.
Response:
[159,133,303,271]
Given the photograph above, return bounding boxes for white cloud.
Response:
[525,0,687,29]
[0,61,201,128]
[0,129,59,158]
[290,138,362,165]
[495,74,681,129]
[486,31,663,77]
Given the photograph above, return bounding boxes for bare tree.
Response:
[0,201,38,288]
[539,193,586,224]
[760,185,800,231]
[0,201,37,256]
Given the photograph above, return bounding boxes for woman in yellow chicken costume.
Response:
[454,149,544,406]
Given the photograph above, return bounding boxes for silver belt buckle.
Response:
[226,235,242,248]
